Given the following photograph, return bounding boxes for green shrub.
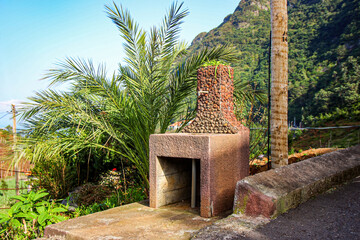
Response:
[303,109,360,127]
[288,129,304,150]
[0,190,68,239]
[72,186,145,217]
[116,186,145,205]
[0,179,9,205]
[98,168,145,205]
[289,148,295,155]
[72,197,117,217]
[29,157,76,199]
[68,169,146,218]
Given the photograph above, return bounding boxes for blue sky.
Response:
[0,0,239,127]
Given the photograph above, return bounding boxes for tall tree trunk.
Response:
[271,0,288,168]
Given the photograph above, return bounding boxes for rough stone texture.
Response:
[44,201,222,240]
[149,132,249,218]
[191,214,270,240]
[192,175,360,240]
[45,146,360,240]
[233,144,360,218]
[37,235,65,240]
[182,65,246,134]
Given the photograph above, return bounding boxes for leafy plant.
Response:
[72,186,145,217]
[201,60,228,67]
[28,155,76,199]
[116,186,145,205]
[0,179,9,204]
[234,79,267,160]
[288,129,303,151]
[289,148,295,155]
[0,189,68,239]
[19,2,235,193]
[72,200,114,217]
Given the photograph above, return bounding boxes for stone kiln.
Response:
[149,65,249,217]
[182,65,246,134]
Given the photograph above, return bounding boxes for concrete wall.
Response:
[233,145,360,218]
[157,157,199,206]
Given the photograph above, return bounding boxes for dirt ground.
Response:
[249,148,339,175]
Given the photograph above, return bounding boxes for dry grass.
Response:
[249,148,340,175]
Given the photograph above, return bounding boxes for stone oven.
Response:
[149,65,249,217]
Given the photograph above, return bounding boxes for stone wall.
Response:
[233,145,360,218]
[182,65,246,134]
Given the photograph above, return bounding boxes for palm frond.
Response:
[19,2,256,193]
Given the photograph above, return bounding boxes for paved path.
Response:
[194,176,360,240]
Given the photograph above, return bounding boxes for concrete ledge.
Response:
[233,145,360,218]
[44,201,221,239]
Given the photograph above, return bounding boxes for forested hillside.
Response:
[189,0,360,125]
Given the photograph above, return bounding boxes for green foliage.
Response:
[288,129,304,151]
[115,186,145,205]
[70,169,146,218]
[201,60,229,67]
[0,177,28,209]
[98,168,145,206]
[289,148,295,155]
[189,0,360,124]
[72,186,145,217]
[0,180,9,200]
[303,108,360,127]
[19,2,236,194]
[200,60,232,78]
[28,155,76,199]
[69,169,146,218]
[249,126,268,160]
[72,198,116,217]
[234,78,268,160]
[0,190,68,239]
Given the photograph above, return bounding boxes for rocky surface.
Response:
[192,175,360,240]
[44,201,222,240]
[182,65,246,134]
[233,144,360,218]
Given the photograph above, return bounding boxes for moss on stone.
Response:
[234,193,249,214]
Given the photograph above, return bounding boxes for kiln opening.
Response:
[157,157,201,210]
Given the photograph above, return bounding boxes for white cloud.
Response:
[0,99,25,112]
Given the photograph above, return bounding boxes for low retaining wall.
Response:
[233,145,360,218]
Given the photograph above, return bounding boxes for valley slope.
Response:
[188,0,360,124]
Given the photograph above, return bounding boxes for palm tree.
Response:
[20,2,236,191]
[270,0,289,168]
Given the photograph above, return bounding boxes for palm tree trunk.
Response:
[271,0,288,168]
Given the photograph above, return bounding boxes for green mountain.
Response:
[188,0,360,124]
